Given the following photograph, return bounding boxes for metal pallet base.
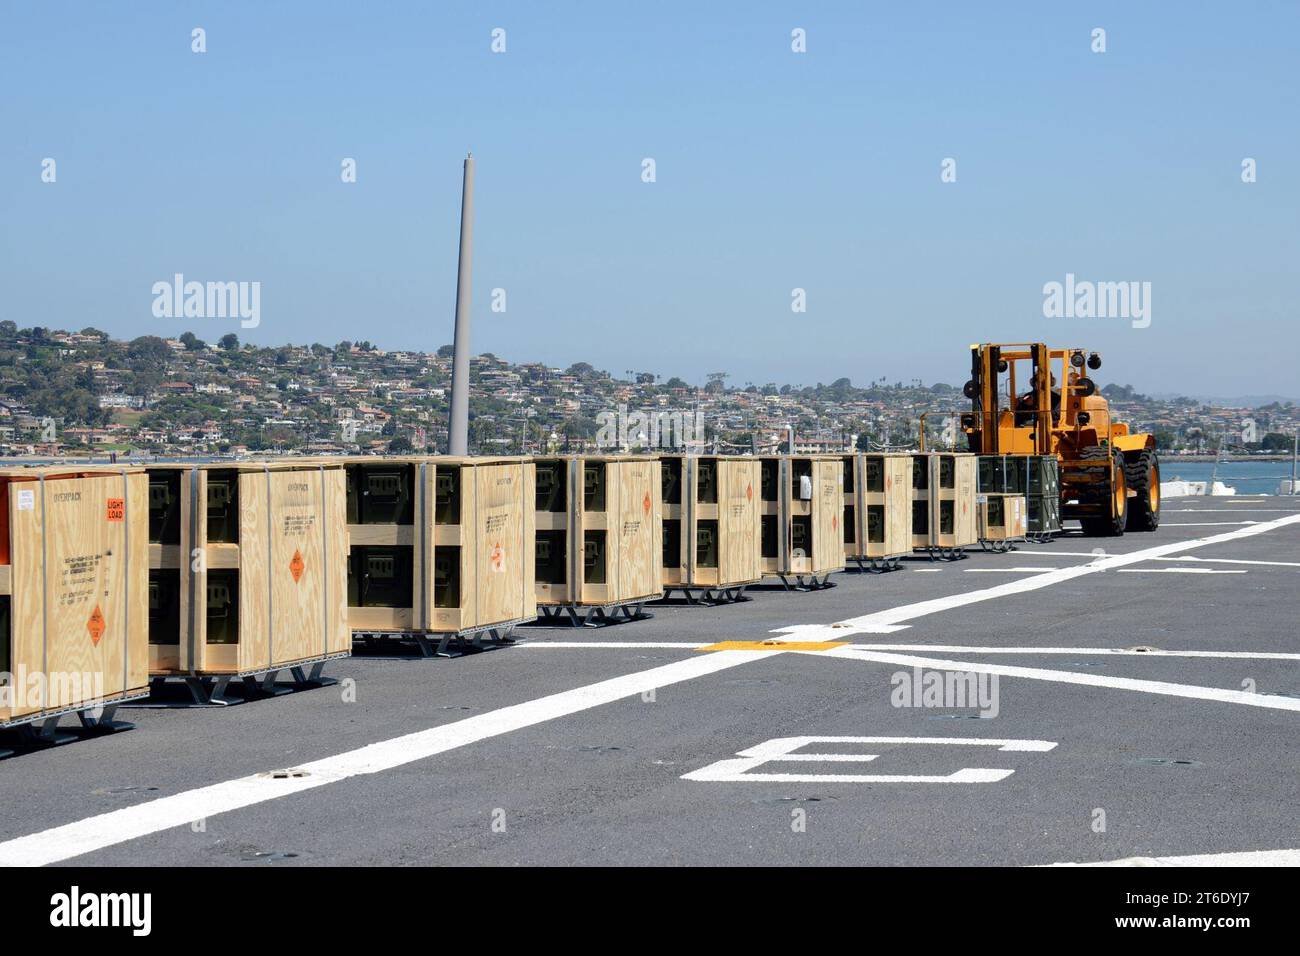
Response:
[921,547,969,561]
[773,573,837,591]
[146,656,343,707]
[1024,532,1060,544]
[354,622,522,659]
[978,539,1023,554]
[658,585,750,606]
[847,556,905,573]
[534,602,654,627]
[0,698,141,756]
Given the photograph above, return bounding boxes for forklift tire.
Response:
[1078,446,1128,536]
[1124,449,1161,532]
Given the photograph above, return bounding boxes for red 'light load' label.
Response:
[87,605,106,646]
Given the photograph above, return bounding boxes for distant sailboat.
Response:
[1162,442,1237,497]
[1205,445,1236,496]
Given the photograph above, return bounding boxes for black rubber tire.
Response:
[1124,449,1161,531]
[1078,445,1127,536]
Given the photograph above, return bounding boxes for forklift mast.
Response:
[967,343,1054,455]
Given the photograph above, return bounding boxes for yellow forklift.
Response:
[960,343,1160,536]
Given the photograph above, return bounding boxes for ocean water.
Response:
[1161,459,1298,495]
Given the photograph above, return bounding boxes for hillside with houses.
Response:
[0,322,1295,459]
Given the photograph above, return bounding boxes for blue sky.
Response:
[2,1,1297,396]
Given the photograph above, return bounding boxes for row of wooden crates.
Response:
[1,452,1056,731]
[842,452,985,560]
[0,457,536,730]
[844,452,1061,558]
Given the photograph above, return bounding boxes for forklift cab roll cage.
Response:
[966,345,1098,450]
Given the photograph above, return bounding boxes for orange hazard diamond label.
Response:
[832,513,838,531]
[490,541,505,572]
[289,549,305,583]
[746,483,753,502]
[87,605,106,646]
[643,491,652,515]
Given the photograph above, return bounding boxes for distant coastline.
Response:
[1166,454,1295,462]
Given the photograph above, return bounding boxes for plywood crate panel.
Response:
[977,493,1028,542]
[1,467,148,724]
[442,458,536,632]
[757,455,846,579]
[534,456,662,607]
[661,455,761,589]
[910,453,978,552]
[146,462,350,676]
[842,453,913,562]
[344,456,535,635]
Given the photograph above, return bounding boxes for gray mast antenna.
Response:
[448,153,474,455]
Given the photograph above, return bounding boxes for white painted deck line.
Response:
[0,650,769,867]
[820,647,1300,713]
[770,513,1300,636]
[1046,848,1300,867]
[683,736,1057,785]
[964,567,1068,573]
[1017,550,1144,557]
[1160,555,1300,569]
[525,642,1300,662]
[1019,551,1300,569]
[1166,508,1298,512]
[685,769,1016,784]
[519,641,708,649]
[1116,567,1247,574]
[1160,521,1257,526]
[849,644,1300,661]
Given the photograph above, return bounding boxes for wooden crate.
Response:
[1,466,149,727]
[145,461,350,677]
[758,455,845,585]
[534,455,662,610]
[977,493,1028,550]
[344,456,536,636]
[842,453,913,569]
[660,455,761,593]
[910,453,978,555]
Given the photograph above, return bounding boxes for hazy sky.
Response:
[3,2,1297,396]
